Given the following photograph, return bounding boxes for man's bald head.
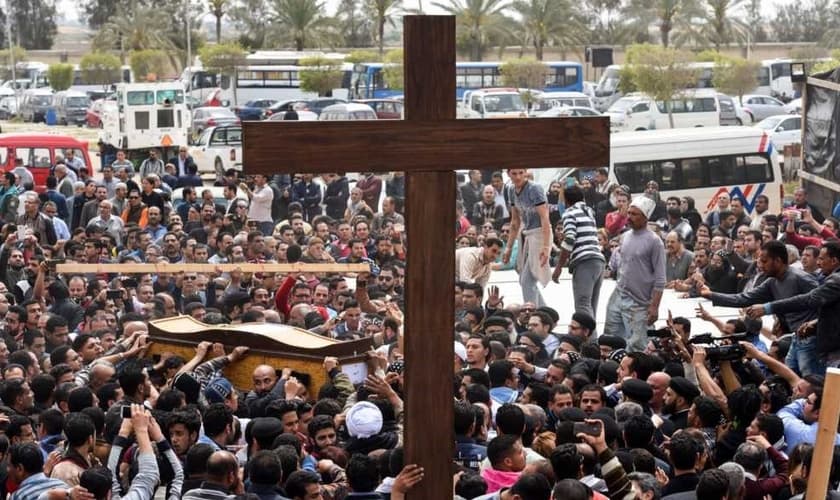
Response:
[288,303,313,327]
[205,451,239,486]
[252,365,278,395]
[123,321,148,337]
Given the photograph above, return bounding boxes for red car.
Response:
[352,99,403,120]
[0,133,93,192]
[86,99,105,128]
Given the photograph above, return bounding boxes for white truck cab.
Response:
[100,82,190,157]
[459,88,528,119]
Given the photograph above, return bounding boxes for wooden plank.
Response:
[402,15,456,500]
[807,76,840,93]
[805,367,840,500]
[55,262,371,274]
[243,116,610,174]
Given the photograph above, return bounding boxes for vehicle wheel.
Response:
[215,158,225,178]
[635,127,647,131]
[60,119,67,126]
[736,118,743,126]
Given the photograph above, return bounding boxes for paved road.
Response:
[489,269,744,336]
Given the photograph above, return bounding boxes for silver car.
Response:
[739,94,785,124]
[190,107,240,142]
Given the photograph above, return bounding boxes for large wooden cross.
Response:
[244,16,609,498]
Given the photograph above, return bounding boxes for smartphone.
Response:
[573,422,601,437]
[121,277,138,288]
[121,406,132,419]
[565,177,576,188]
[106,290,122,300]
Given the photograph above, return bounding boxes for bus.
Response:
[182,51,352,106]
[350,60,584,100]
[531,127,782,217]
[593,58,833,112]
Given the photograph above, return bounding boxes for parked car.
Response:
[784,97,802,114]
[53,90,90,126]
[353,99,403,119]
[233,99,277,121]
[738,94,786,123]
[716,94,742,126]
[262,97,347,119]
[19,88,54,123]
[756,114,802,150]
[172,185,247,208]
[86,99,106,128]
[189,125,243,177]
[319,103,378,121]
[538,106,601,117]
[267,110,319,121]
[190,107,240,141]
[0,96,17,120]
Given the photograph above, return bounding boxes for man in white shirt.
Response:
[87,200,125,246]
[455,238,504,288]
[241,174,274,235]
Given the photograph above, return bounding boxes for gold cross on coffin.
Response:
[244,15,609,498]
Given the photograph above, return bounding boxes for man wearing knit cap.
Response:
[605,196,666,352]
[598,335,626,360]
[664,376,700,431]
[569,311,596,341]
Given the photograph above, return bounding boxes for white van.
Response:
[606,89,720,133]
[531,126,782,218]
[460,88,527,119]
[319,102,377,121]
[531,91,594,115]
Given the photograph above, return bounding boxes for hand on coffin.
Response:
[228,346,250,363]
[365,351,388,373]
[365,374,399,404]
[196,341,212,357]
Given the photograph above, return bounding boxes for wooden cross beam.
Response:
[54,263,371,274]
[244,15,609,498]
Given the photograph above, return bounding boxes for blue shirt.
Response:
[10,473,66,500]
[197,434,222,451]
[778,399,840,454]
[511,181,547,231]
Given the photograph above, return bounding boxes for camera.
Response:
[690,332,747,362]
[121,406,132,418]
[646,327,673,339]
[705,344,746,362]
[106,290,122,300]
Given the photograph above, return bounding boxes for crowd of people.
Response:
[0,156,834,500]
[452,168,840,500]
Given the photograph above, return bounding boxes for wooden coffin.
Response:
[146,316,372,393]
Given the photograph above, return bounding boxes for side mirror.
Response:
[221,100,231,107]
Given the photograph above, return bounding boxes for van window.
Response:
[740,155,773,183]
[0,148,7,167]
[632,102,649,113]
[16,148,52,169]
[127,91,154,105]
[681,159,704,188]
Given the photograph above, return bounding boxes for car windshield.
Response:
[32,96,52,106]
[209,109,235,118]
[483,94,524,112]
[756,117,782,130]
[67,97,89,107]
[607,98,635,113]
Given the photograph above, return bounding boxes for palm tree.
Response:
[624,0,704,47]
[267,0,336,50]
[704,0,748,50]
[365,0,402,55]
[512,0,584,60]
[433,0,511,61]
[209,0,228,42]
[93,0,177,64]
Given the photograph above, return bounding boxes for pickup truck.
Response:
[189,125,242,178]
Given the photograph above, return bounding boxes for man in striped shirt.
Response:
[8,442,68,500]
[552,185,606,318]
